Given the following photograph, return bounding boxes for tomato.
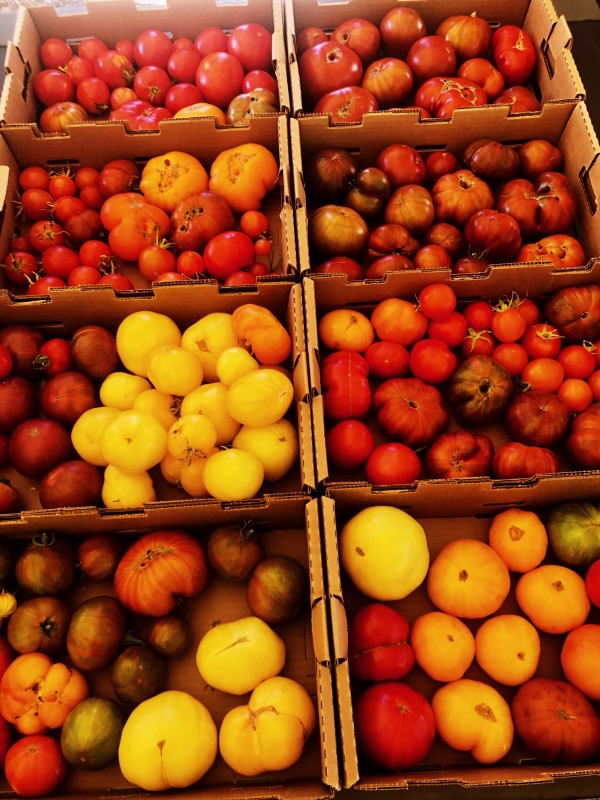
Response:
[464,209,522,262]
[108,99,173,130]
[558,378,594,413]
[373,377,449,448]
[366,441,422,484]
[78,37,108,64]
[418,283,456,320]
[28,220,65,253]
[195,51,244,108]
[47,173,76,199]
[521,357,565,392]
[133,65,172,106]
[76,76,110,113]
[384,184,435,238]
[521,323,562,359]
[19,188,53,220]
[364,341,409,379]
[371,297,428,347]
[167,49,202,83]
[4,734,68,797]
[3,252,38,286]
[462,139,520,184]
[63,55,94,86]
[321,352,372,421]
[448,354,513,425]
[41,37,73,69]
[326,419,374,470]
[141,151,208,213]
[463,300,493,331]
[546,284,600,343]
[377,144,426,188]
[491,306,527,343]
[492,342,529,377]
[298,41,363,109]
[415,76,487,117]
[457,57,505,100]
[406,34,457,84]
[491,25,537,85]
[209,143,279,214]
[39,101,87,132]
[194,26,228,58]
[427,311,468,348]
[33,69,74,106]
[92,50,134,90]
[367,223,419,262]
[497,173,578,240]
[164,82,203,113]
[40,245,79,280]
[51,195,86,224]
[19,166,50,192]
[516,298,540,327]
[109,204,171,261]
[176,250,205,279]
[436,14,492,62]
[432,169,494,228]
[425,151,459,185]
[493,441,559,478]
[134,29,174,70]
[115,38,136,60]
[313,85,378,122]
[228,23,272,73]
[34,338,73,377]
[138,242,177,282]
[494,85,541,113]
[203,231,255,281]
[360,57,413,109]
[319,308,374,353]
[203,447,264,501]
[558,344,596,380]
[231,304,291,366]
[425,430,494,478]
[242,70,279,97]
[424,221,464,258]
[409,338,457,384]
[506,390,570,447]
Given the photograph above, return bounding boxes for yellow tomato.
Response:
[147,345,203,397]
[116,311,181,377]
[318,308,375,352]
[71,406,120,466]
[181,313,241,383]
[140,151,209,213]
[209,142,279,213]
[219,676,316,776]
[167,414,217,460]
[160,451,183,486]
[173,103,226,124]
[180,383,241,445]
[99,372,152,410]
[133,389,179,431]
[203,448,264,501]
[233,418,298,481]
[119,690,217,791]
[101,410,168,473]
[179,449,219,498]
[102,465,156,508]
[226,369,294,427]
[216,346,259,387]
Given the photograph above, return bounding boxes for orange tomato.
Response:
[475,614,540,686]
[209,143,279,213]
[108,204,171,261]
[515,564,591,634]
[100,191,149,230]
[487,508,548,572]
[318,308,375,353]
[370,297,428,346]
[231,304,292,366]
[409,611,475,682]
[561,624,600,701]
[140,151,209,212]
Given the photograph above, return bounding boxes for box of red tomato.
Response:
[285,0,584,126]
[0,0,288,150]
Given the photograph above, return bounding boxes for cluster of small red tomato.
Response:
[297,9,539,120]
[319,282,600,486]
[34,24,278,132]
[0,320,123,512]
[308,135,584,281]
[4,160,274,293]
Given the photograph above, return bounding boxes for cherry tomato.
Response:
[28,220,66,253]
[19,188,54,221]
[223,270,258,286]
[492,341,529,377]
[176,250,205,278]
[418,283,457,320]
[516,297,540,327]
[35,337,74,376]
[557,344,596,380]
[51,195,86,225]
[240,210,270,239]
[326,419,374,470]
[98,272,135,290]
[3,252,39,286]
[491,306,527,343]
[73,166,100,190]
[366,442,422,484]
[521,323,562,359]
[67,265,102,286]
[138,243,177,282]
[253,238,273,257]
[27,275,67,294]
[409,338,457,384]
[79,239,112,269]
[461,328,495,357]
[521,357,565,392]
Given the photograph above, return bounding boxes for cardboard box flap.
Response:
[314,661,340,791]
[297,399,316,494]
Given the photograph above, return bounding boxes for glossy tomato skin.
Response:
[364,341,410,379]
[348,603,415,682]
[425,430,494,478]
[298,41,363,109]
[4,734,68,797]
[203,231,256,281]
[492,441,559,478]
[409,338,457,384]
[492,25,537,85]
[373,377,449,448]
[366,442,422,484]
[406,35,457,84]
[227,23,272,73]
[196,51,244,108]
[322,352,372,421]
[314,86,378,122]
[326,420,374,470]
[585,559,600,608]
[464,209,522,262]
[354,681,436,771]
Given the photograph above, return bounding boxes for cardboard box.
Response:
[0,0,289,148]
[300,103,600,507]
[285,0,585,126]
[0,277,316,534]
[0,113,297,287]
[0,494,339,798]
[292,97,600,278]
[322,491,600,797]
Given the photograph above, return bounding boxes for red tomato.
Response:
[18,167,50,192]
[366,442,422,484]
[242,69,279,97]
[67,266,102,286]
[364,341,410,380]
[557,378,593,413]
[3,252,39,286]
[424,151,459,184]
[491,25,537,85]
[98,272,135,290]
[133,29,174,70]
[63,55,94,86]
[463,300,493,331]
[93,50,135,90]
[298,41,364,109]
[73,165,100,189]
[360,57,413,109]
[492,342,529,377]
[516,298,540,327]
[325,419,374,470]
[313,86,378,122]
[39,101,88,133]
[40,37,73,69]
[76,76,110,113]
[164,82,203,113]
[348,604,415,682]
[0,345,13,379]
[47,174,76,199]
[322,352,371,421]
[78,239,112,269]
[371,297,428,347]
[491,306,527,343]
[27,276,66,295]
[78,37,108,64]
[194,27,228,59]
[376,143,426,188]
[109,86,137,109]
[427,311,468,348]
[461,329,495,357]
[418,283,456,320]
[138,243,177,282]
[203,231,255,281]
[108,99,172,130]
[176,250,205,278]
[521,357,565,392]
[133,65,172,106]
[521,322,562,359]
[196,52,244,108]
[167,49,202,83]
[558,344,596,380]
[4,734,68,797]
[585,559,600,608]
[406,34,457,84]
[33,69,74,106]
[19,188,54,221]
[457,57,504,100]
[35,338,74,376]
[41,245,80,280]
[227,23,273,73]
[413,244,452,271]
[51,195,86,224]
[588,370,600,402]
[28,221,66,253]
[463,208,522,262]
[409,338,457,384]
[354,682,435,771]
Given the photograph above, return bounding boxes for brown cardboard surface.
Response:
[0,279,317,529]
[292,100,600,277]
[0,114,298,285]
[284,0,585,122]
[321,493,600,794]
[0,0,290,138]
[0,494,339,798]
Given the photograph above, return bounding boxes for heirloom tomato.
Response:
[209,143,279,213]
[231,304,292,365]
[4,734,68,797]
[140,151,209,213]
[491,25,537,85]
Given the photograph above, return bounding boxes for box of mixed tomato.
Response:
[285,0,584,127]
[0,0,288,150]
[0,492,339,798]
[301,97,600,507]
[323,488,600,798]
